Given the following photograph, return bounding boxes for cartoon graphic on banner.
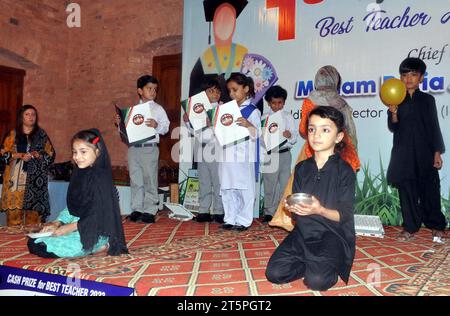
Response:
[241,53,279,105]
[189,0,249,102]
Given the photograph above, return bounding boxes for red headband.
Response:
[92,136,100,145]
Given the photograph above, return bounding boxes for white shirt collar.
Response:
[239,99,251,108]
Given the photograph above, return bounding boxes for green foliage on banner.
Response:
[355,157,402,226]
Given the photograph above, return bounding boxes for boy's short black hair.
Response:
[201,77,221,91]
[264,85,287,102]
[309,106,345,133]
[137,75,158,89]
[399,57,426,75]
[309,106,346,152]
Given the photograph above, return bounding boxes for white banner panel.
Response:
[180,0,450,224]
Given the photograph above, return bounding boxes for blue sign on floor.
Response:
[0,265,134,296]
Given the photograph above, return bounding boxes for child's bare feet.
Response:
[96,243,110,254]
[396,230,415,242]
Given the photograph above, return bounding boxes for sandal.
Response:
[432,230,446,243]
[396,230,415,242]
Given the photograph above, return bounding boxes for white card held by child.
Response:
[124,101,156,144]
[181,91,213,132]
[261,110,287,152]
[208,100,250,147]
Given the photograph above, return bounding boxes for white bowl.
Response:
[286,193,313,206]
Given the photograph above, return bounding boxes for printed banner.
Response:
[180,0,450,224]
[182,174,200,212]
[0,265,134,296]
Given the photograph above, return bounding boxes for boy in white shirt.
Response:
[262,85,298,223]
[115,75,170,223]
[183,78,224,223]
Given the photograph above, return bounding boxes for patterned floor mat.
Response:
[0,212,448,296]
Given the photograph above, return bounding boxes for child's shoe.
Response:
[141,213,155,224]
[232,225,248,232]
[194,213,212,222]
[127,211,143,222]
[212,214,224,223]
[262,215,273,224]
[221,223,234,230]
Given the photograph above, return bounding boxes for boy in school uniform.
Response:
[115,75,170,223]
[183,78,225,223]
[386,57,447,242]
[261,85,298,223]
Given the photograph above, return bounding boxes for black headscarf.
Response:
[67,129,128,256]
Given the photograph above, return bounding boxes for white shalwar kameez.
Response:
[218,99,261,228]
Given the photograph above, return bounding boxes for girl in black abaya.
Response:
[28,129,128,258]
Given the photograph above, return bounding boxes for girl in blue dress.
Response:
[27,129,128,258]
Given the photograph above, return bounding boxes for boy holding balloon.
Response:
[384,57,447,242]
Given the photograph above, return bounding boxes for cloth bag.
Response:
[268,143,308,231]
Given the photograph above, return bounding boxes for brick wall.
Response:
[0,0,183,165]
[0,0,69,159]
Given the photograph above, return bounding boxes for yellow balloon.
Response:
[380,78,407,107]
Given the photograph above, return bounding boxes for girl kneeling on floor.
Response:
[27,129,128,258]
[265,106,356,291]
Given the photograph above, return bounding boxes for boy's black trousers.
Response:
[397,169,447,233]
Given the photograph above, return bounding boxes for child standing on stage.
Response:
[183,77,225,223]
[261,85,298,224]
[115,75,170,224]
[219,73,261,231]
[28,129,128,258]
[266,106,356,291]
[387,57,447,242]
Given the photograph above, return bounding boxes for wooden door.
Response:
[0,65,25,143]
[152,54,181,170]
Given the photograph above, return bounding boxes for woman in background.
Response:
[270,65,360,231]
[1,104,55,226]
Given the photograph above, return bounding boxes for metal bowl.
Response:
[286,193,313,206]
